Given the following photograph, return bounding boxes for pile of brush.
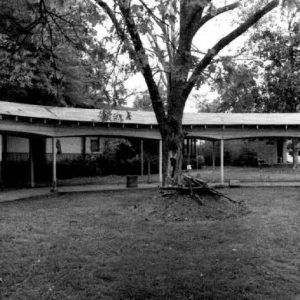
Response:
[160,174,240,205]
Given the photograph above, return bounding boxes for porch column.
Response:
[159,139,163,185]
[220,139,224,185]
[212,141,216,170]
[29,138,35,188]
[0,134,2,184]
[52,137,57,191]
[140,139,144,177]
[0,134,7,185]
[81,136,86,158]
[187,139,190,165]
[282,139,288,164]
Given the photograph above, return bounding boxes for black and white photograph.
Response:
[0,0,299,299]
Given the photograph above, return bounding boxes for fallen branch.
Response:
[161,174,240,205]
[182,174,241,204]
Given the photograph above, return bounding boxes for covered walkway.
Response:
[1,101,300,189]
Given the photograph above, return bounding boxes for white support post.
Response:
[282,139,288,164]
[159,139,163,185]
[141,139,144,177]
[29,138,35,188]
[196,139,199,170]
[52,137,57,191]
[0,134,7,185]
[212,141,216,170]
[0,134,2,184]
[220,139,224,185]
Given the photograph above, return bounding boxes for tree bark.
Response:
[161,131,184,186]
[161,93,185,185]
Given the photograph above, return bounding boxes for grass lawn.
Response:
[0,188,299,299]
[56,166,300,187]
[194,166,300,183]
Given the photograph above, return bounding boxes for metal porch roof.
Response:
[1,101,300,126]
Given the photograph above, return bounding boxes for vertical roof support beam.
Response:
[220,139,225,185]
[51,137,57,192]
[159,139,163,186]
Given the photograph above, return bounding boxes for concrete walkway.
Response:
[0,183,158,203]
[0,181,299,204]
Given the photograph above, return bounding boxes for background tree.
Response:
[202,2,300,166]
[0,0,128,107]
[208,60,262,112]
[133,92,153,111]
[252,4,300,167]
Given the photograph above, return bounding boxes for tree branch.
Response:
[183,0,279,98]
[192,2,239,34]
[146,32,170,90]
[117,1,166,125]
[94,0,134,56]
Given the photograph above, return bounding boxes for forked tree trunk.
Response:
[161,116,185,186]
[162,139,184,186]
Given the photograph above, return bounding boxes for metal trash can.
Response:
[126,175,138,188]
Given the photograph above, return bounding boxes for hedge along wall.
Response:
[200,139,279,166]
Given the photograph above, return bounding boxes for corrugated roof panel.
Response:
[1,101,300,125]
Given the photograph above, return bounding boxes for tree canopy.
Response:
[0,0,128,107]
[199,1,299,114]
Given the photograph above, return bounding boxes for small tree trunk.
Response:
[292,138,298,169]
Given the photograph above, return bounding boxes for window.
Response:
[90,138,100,153]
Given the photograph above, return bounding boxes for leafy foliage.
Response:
[209,3,300,113]
[251,24,300,112]
[0,0,127,107]
[133,92,153,111]
[210,60,262,112]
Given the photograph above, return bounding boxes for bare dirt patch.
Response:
[128,192,249,222]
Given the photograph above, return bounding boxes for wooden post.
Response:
[81,136,86,158]
[282,139,287,164]
[212,141,216,170]
[159,139,162,185]
[0,134,2,184]
[187,139,190,165]
[140,139,144,177]
[1,134,7,185]
[196,139,199,170]
[220,139,224,185]
[29,138,35,188]
[147,159,151,183]
[52,137,57,191]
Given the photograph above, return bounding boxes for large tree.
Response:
[94,0,280,184]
